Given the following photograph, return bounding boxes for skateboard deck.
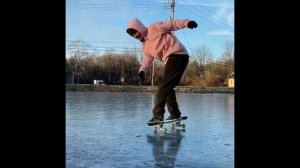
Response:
[147,116,188,126]
[147,116,187,132]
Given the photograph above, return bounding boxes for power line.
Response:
[189,0,230,21]
[66,2,167,11]
[67,48,143,52]
[177,3,233,32]
[66,40,136,44]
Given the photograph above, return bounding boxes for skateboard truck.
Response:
[171,121,186,129]
[154,124,167,132]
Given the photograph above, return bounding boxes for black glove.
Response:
[187,20,198,29]
[139,71,145,82]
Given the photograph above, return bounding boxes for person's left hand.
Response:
[139,71,145,82]
[187,20,198,29]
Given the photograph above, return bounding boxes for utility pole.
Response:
[171,0,175,21]
[150,0,175,86]
[151,61,155,86]
[164,0,175,21]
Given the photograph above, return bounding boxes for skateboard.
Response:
[146,116,187,132]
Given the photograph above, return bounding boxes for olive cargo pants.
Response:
[152,54,189,119]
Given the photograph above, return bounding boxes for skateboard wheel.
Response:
[182,124,185,128]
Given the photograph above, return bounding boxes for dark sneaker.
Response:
[165,115,181,122]
[148,117,163,124]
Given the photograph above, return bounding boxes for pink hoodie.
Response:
[127,18,190,75]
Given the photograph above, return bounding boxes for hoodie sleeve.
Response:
[139,52,154,75]
[153,19,190,33]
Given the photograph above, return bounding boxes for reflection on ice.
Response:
[147,129,185,168]
[66,92,234,168]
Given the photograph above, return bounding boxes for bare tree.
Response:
[192,46,213,77]
[102,50,116,85]
[121,52,140,85]
[190,46,213,86]
[181,61,200,85]
[221,40,234,78]
[67,39,91,83]
[222,40,234,61]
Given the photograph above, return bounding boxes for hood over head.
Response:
[126,18,147,38]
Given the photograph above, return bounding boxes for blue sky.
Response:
[66,0,234,59]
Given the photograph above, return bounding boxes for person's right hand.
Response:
[139,71,145,82]
[187,20,198,29]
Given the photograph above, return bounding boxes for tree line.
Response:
[66,40,234,87]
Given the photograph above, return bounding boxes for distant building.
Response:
[93,80,105,85]
[228,78,234,88]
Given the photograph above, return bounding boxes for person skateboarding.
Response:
[126,18,198,124]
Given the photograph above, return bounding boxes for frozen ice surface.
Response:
[66,92,234,168]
